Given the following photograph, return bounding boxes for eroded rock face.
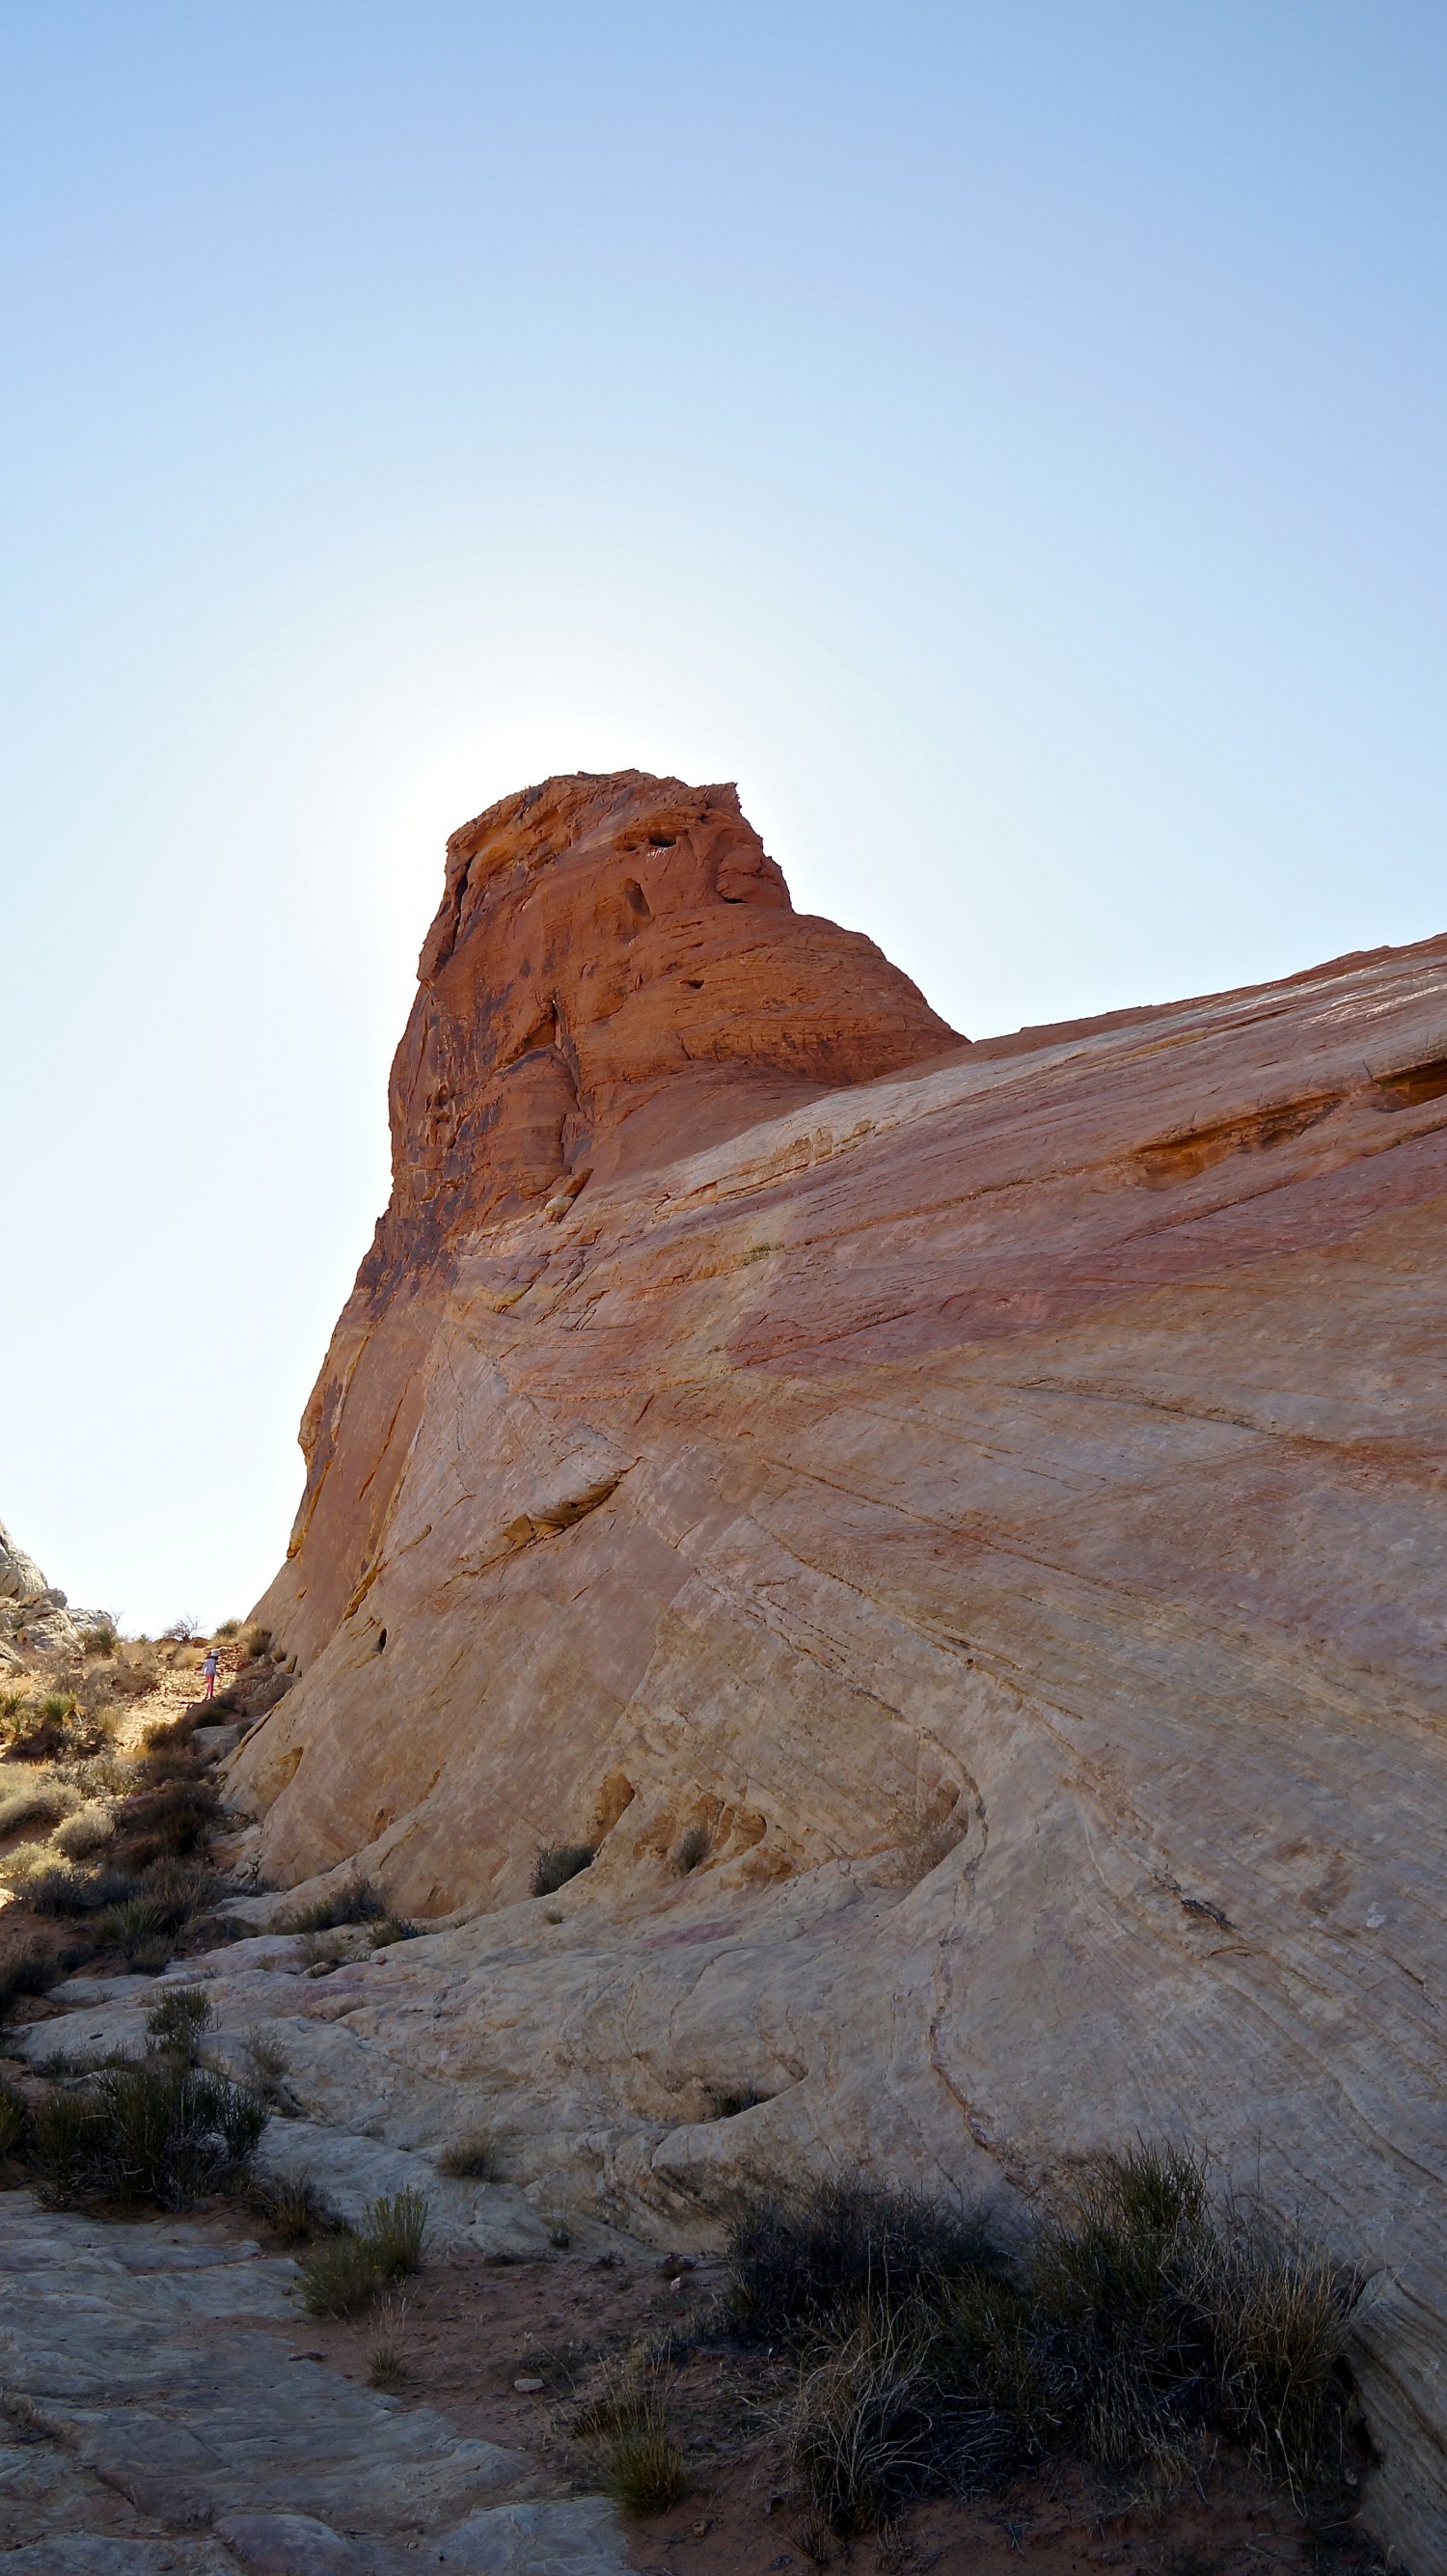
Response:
[232,772,1447,2564]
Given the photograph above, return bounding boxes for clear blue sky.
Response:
[2,2,1443,1631]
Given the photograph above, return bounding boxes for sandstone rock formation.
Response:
[230,771,1447,2563]
[0,1516,104,1664]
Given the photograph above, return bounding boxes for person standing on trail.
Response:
[202,1647,220,1701]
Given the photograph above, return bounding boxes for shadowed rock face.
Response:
[234,772,1447,2565]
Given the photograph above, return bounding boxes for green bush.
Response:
[144,1986,215,2059]
[298,2189,428,2317]
[0,1781,80,1840]
[27,2057,267,2209]
[529,1842,593,1899]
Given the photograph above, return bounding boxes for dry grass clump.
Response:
[241,2169,340,2243]
[367,2294,411,2389]
[0,1778,81,1841]
[724,2144,1366,2536]
[529,1842,594,1899]
[298,2189,428,2317]
[438,2127,505,2181]
[573,2353,686,2513]
[283,1878,387,1934]
[53,1804,114,1860]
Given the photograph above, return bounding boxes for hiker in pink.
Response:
[202,1648,220,1701]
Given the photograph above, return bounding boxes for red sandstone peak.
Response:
[383,770,966,1256]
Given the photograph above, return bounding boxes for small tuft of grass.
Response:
[298,2189,428,2317]
[238,2169,338,2243]
[367,2294,410,2389]
[671,1823,711,1875]
[602,2423,687,2513]
[530,1842,593,1899]
[438,2128,505,2181]
[369,1916,418,1948]
[710,2086,769,2120]
[283,1878,387,1933]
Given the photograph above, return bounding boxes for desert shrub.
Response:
[530,1842,593,1899]
[85,1624,119,1659]
[0,2078,27,2157]
[369,1916,419,1948]
[438,2128,504,2181]
[4,1696,85,1763]
[0,1939,58,2018]
[214,1618,242,1640]
[111,1777,218,1864]
[27,2057,267,2208]
[298,2189,428,2317]
[766,2144,1365,2534]
[94,1896,172,1965]
[140,1858,221,1921]
[54,1805,114,1860]
[144,1986,215,2058]
[671,1823,711,1875]
[0,1842,54,1889]
[283,1878,386,1933]
[29,1864,137,1917]
[724,2174,1004,2342]
[163,1618,200,1642]
[0,1780,80,1840]
[240,1623,274,1661]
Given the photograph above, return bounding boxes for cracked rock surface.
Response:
[0,2181,629,2573]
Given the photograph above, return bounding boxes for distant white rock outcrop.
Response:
[0,1516,108,1663]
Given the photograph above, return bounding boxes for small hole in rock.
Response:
[375,1628,387,1654]
[623,879,651,920]
[647,833,676,848]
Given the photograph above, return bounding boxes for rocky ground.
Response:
[0,1636,1396,2575]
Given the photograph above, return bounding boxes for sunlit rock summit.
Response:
[231,769,1447,2562]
